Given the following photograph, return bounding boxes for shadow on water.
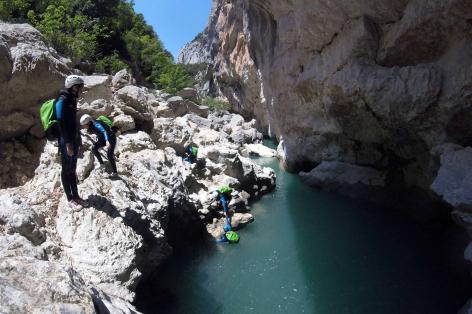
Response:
[284,172,472,314]
[135,239,225,314]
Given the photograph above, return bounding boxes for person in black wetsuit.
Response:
[80,114,118,177]
[55,75,88,209]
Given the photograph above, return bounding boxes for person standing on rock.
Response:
[56,75,88,209]
[211,185,233,232]
[80,114,118,177]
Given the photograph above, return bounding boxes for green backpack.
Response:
[218,185,232,195]
[97,115,113,129]
[40,99,56,131]
[40,99,60,140]
[225,231,240,243]
[191,146,198,157]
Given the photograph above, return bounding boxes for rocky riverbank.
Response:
[0,22,275,313]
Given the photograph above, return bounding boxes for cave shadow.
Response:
[133,194,224,313]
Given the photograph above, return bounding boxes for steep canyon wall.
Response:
[180,0,472,203]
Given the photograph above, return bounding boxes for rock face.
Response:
[0,22,70,188]
[194,0,472,189]
[0,22,70,141]
[177,29,212,64]
[431,146,472,211]
[300,161,386,196]
[0,59,276,312]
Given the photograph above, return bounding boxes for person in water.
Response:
[56,75,88,209]
[80,114,118,177]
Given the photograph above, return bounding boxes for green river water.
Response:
[136,154,471,314]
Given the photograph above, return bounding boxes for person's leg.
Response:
[69,149,79,199]
[107,137,117,173]
[224,216,232,231]
[92,138,105,164]
[60,143,73,201]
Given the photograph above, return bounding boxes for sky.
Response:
[133,0,212,60]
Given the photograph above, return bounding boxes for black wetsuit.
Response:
[55,90,81,201]
[88,120,117,173]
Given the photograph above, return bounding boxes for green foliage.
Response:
[157,64,194,94]
[181,63,208,78]
[202,97,231,112]
[0,0,195,92]
[0,0,33,21]
[96,52,128,74]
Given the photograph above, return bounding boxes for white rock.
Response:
[242,144,277,157]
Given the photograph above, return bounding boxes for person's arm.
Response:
[57,96,75,144]
[56,96,75,156]
[94,121,110,142]
[55,96,64,136]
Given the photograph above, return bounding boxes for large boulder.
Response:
[114,86,156,132]
[176,88,200,103]
[0,256,96,314]
[0,193,46,245]
[113,114,136,133]
[300,161,386,197]
[80,75,112,104]
[112,69,135,90]
[167,96,209,118]
[0,22,70,141]
[77,99,113,117]
[151,117,194,153]
[241,143,278,158]
[431,146,472,210]
[166,96,188,117]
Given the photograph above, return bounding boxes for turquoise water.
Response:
[136,156,471,314]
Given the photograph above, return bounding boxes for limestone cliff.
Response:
[192,0,472,192]
[176,28,212,65]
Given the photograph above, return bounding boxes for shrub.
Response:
[202,97,231,112]
[95,52,128,74]
[1,0,194,89]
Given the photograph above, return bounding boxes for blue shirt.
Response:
[92,121,109,142]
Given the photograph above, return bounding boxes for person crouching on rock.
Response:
[80,114,118,178]
[184,145,198,164]
[56,75,88,209]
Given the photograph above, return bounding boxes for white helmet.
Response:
[80,114,93,126]
[65,75,84,89]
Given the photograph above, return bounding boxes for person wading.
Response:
[80,114,118,177]
[56,75,88,209]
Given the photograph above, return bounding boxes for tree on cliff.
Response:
[0,0,194,92]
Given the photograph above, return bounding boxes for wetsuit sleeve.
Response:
[93,121,109,142]
[55,97,63,120]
